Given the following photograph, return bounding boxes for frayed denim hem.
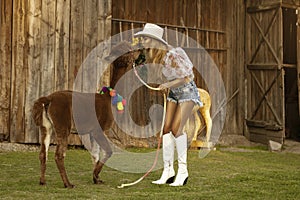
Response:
[167,98,203,107]
[167,97,177,104]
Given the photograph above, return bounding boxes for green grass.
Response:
[1,148,300,200]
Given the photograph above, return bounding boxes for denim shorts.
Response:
[167,81,203,107]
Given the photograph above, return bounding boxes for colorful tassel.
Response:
[112,96,118,105]
[117,102,124,111]
[110,89,116,97]
[122,99,127,106]
[100,86,126,113]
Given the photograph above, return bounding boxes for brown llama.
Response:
[32,42,138,188]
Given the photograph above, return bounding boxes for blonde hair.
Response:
[143,48,169,83]
[145,48,167,64]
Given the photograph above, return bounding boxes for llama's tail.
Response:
[32,97,50,126]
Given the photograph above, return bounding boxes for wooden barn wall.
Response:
[0,0,112,144]
[111,0,245,142]
[0,0,249,145]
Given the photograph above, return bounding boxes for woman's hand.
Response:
[159,78,188,90]
[158,83,169,90]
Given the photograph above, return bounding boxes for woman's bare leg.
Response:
[170,101,195,137]
[163,101,177,135]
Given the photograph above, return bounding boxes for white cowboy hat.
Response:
[134,23,168,45]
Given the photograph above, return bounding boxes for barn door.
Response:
[245,4,285,144]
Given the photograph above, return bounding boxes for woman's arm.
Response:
[159,76,191,90]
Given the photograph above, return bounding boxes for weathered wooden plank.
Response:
[0,0,12,141]
[247,64,279,70]
[69,0,84,91]
[82,0,98,92]
[145,0,155,23]
[292,0,300,5]
[55,0,70,91]
[210,0,219,50]
[248,126,284,144]
[185,0,197,46]
[10,0,27,142]
[112,0,124,20]
[217,1,228,133]
[123,0,133,33]
[247,3,281,13]
[111,0,124,38]
[40,0,56,96]
[25,0,42,143]
[171,0,182,26]
[283,0,300,7]
[246,120,284,131]
[130,1,142,31]
[246,0,281,11]
[39,0,56,143]
[98,0,112,42]
[97,0,112,89]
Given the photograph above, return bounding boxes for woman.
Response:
[134,23,203,186]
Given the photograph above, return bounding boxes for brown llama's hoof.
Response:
[93,177,104,184]
[95,180,104,184]
[93,173,104,184]
[93,178,104,184]
[64,184,75,189]
[39,181,46,186]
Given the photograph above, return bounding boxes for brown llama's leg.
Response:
[39,121,52,185]
[93,161,104,184]
[39,143,46,185]
[91,131,112,184]
[55,136,74,188]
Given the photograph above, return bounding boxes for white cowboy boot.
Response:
[170,133,188,186]
[152,132,175,184]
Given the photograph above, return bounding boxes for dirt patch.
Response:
[0,142,40,152]
[218,135,300,154]
[282,139,300,154]
[217,134,263,147]
[216,135,265,153]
